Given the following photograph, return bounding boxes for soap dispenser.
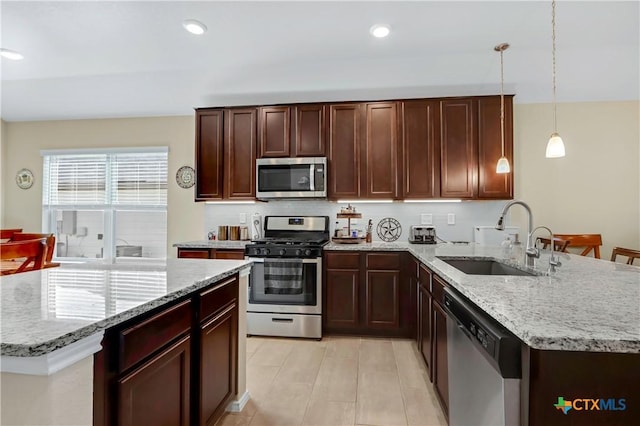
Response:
[510,233,523,263]
[501,235,513,259]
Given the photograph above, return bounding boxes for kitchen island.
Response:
[0,258,252,426]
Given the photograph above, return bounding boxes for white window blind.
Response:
[111,152,168,206]
[43,154,107,205]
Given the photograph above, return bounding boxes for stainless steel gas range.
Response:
[244,215,329,339]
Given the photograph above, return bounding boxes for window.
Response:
[42,147,168,262]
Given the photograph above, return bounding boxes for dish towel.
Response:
[264,258,303,295]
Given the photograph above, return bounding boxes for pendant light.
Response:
[546,0,566,158]
[495,43,510,174]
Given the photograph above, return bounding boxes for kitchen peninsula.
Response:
[0,258,251,426]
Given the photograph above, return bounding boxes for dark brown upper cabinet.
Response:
[258,106,290,158]
[440,99,478,198]
[363,102,399,199]
[328,103,362,199]
[293,104,326,157]
[224,108,257,199]
[477,96,514,199]
[195,110,224,201]
[401,100,440,199]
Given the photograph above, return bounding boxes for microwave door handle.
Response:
[309,164,315,191]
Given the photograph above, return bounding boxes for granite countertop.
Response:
[326,241,640,354]
[173,240,249,249]
[0,259,252,357]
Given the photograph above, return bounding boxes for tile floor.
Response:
[217,336,447,426]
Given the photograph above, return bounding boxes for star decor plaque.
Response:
[376,217,402,242]
[176,166,195,189]
[16,168,34,189]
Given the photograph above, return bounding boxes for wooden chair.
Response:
[10,232,59,268]
[610,247,640,265]
[537,237,570,252]
[0,238,47,275]
[0,228,23,240]
[552,234,603,258]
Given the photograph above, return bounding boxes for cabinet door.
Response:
[178,248,212,259]
[118,335,191,426]
[440,99,477,198]
[196,110,224,200]
[293,104,325,157]
[401,100,440,199]
[324,269,359,330]
[259,106,290,157]
[328,104,361,199]
[363,102,399,198]
[419,284,433,381]
[433,301,449,416]
[225,108,257,199]
[477,96,513,199]
[364,270,400,329]
[199,304,238,426]
[212,249,245,260]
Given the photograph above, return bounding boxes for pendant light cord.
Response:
[552,0,558,133]
[500,48,505,157]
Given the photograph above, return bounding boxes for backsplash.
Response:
[204,200,518,244]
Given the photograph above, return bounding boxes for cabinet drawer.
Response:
[199,275,238,323]
[419,263,432,291]
[178,248,212,259]
[432,274,447,304]
[325,252,360,269]
[119,299,192,373]
[366,253,401,270]
[213,250,245,260]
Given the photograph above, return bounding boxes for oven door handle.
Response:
[247,257,320,264]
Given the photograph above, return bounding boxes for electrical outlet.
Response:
[97,233,103,240]
[239,213,247,224]
[421,213,433,225]
[447,213,456,225]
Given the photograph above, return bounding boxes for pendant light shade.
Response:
[546,0,566,158]
[546,132,565,158]
[494,43,511,174]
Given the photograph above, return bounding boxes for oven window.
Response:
[249,262,317,305]
[258,164,313,192]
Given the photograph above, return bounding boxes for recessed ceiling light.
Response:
[370,24,391,38]
[183,19,207,35]
[0,48,24,60]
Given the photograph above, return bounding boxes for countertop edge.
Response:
[1,264,252,357]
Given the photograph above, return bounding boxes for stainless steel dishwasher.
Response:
[443,288,522,426]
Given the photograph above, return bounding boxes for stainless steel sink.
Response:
[437,257,537,276]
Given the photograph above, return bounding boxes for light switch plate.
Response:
[447,213,456,225]
[421,213,433,225]
[239,213,247,224]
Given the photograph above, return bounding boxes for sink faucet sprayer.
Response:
[529,226,562,273]
[495,200,536,267]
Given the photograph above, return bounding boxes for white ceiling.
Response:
[1,1,638,122]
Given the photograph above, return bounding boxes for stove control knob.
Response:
[279,249,286,256]
[304,249,312,256]
[295,249,302,256]
[261,248,270,255]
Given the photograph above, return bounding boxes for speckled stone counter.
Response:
[0,258,252,357]
[326,242,640,353]
[173,240,249,249]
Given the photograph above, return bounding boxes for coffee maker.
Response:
[409,226,437,244]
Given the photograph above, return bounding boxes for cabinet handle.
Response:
[271,318,294,323]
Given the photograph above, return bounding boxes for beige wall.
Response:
[2,101,638,259]
[1,116,203,257]
[512,101,640,259]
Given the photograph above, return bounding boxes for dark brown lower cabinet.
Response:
[95,274,239,426]
[323,251,412,337]
[432,299,449,417]
[177,248,244,260]
[118,336,191,426]
[419,284,433,381]
[199,304,238,426]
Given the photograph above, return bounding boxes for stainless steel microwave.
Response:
[256,157,327,199]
